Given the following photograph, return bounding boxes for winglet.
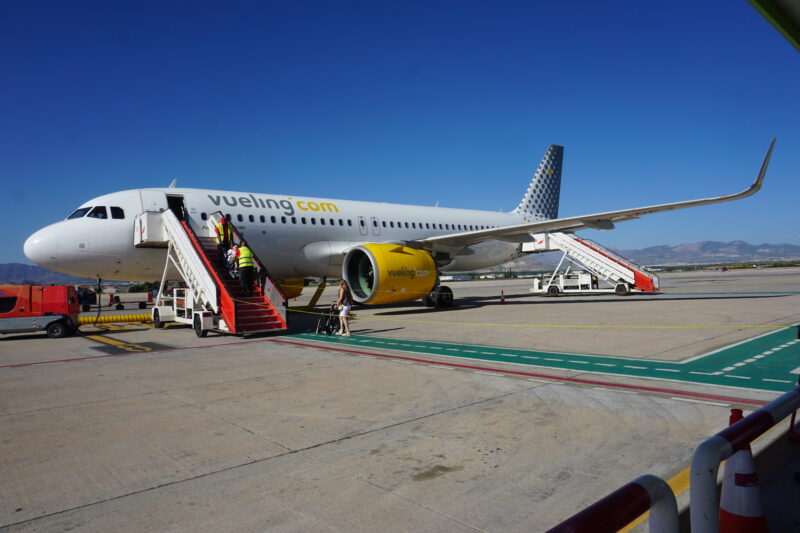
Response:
[750,138,776,193]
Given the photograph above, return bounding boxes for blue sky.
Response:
[1,1,797,265]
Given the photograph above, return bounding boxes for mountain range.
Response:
[2,241,799,283]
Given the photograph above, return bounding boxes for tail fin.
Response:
[513,144,563,221]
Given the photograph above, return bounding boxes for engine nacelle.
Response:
[343,244,437,305]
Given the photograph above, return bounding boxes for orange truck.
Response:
[0,285,81,338]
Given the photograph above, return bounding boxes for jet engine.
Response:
[342,244,437,305]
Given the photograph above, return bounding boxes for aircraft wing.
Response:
[418,139,775,249]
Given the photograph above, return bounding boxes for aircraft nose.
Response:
[24,227,60,267]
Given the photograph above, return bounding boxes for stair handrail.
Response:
[160,210,219,313]
[547,232,636,284]
[207,212,287,306]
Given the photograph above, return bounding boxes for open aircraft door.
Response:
[140,190,168,213]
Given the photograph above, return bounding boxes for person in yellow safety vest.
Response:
[236,244,256,297]
[215,216,232,262]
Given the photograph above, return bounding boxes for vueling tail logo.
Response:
[387,267,430,280]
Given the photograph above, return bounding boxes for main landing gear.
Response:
[422,285,454,308]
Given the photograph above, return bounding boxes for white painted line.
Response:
[568,360,589,365]
[480,351,496,355]
[429,346,443,350]
[357,355,376,359]
[500,353,519,357]
[690,371,717,375]
[521,356,539,360]
[754,355,765,359]
[670,397,729,407]
[464,350,478,353]
[592,387,636,394]
[790,367,800,375]
[400,344,413,347]
[723,366,736,371]
[655,368,680,373]
[763,350,775,355]
[763,378,791,383]
[745,359,757,363]
[712,372,723,375]
[446,348,459,351]
[733,363,746,367]
[780,344,792,348]
[724,375,751,380]
[429,365,453,370]
[594,363,616,367]
[544,358,562,362]
[526,378,563,384]
[474,371,504,377]
[624,365,646,370]
[393,360,413,364]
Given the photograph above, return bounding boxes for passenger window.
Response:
[301,217,307,224]
[426,223,430,229]
[390,221,394,228]
[291,217,297,224]
[339,219,344,226]
[201,212,208,220]
[237,214,243,222]
[411,222,416,229]
[67,207,91,219]
[320,218,325,225]
[87,206,108,219]
[281,216,286,224]
[260,215,266,223]
[311,218,316,225]
[348,220,353,226]
[249,215,255,223]
[110,207,125,219]
[330,218,334,225]
[382,221,387,228]
[226,213,232,221]
[0,296,17,313]
[373,220,378,227]
[360,219,366,227]
[404,222,409,228]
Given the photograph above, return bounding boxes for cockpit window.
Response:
[86,206,108,219]
[110,206,125,219]
[67,207,91,219]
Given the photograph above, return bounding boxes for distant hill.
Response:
[614,241,800,265]
[0,263,97,285]
[504,240,800,270]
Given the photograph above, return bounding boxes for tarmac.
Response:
[1,267,799,531]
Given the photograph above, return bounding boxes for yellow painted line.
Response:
[84,335,152,353]
[619,468,691,532]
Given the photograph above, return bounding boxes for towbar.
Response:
[690,384,800,533]
[546,474,678,533]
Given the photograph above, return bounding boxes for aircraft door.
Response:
[370,217,380,236]
[140,190,167,213]
[357,216,368,236]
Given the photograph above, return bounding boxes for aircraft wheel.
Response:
[194,314,208,338]
[615,283,630,296]
[546,285,560,296]
[436,286,454,307]
[115,303,125,310]
[46,321,68,339]
[82,304,91,312]
[422,293,436,307]
[153,309,164,329]
[138,302,147,309]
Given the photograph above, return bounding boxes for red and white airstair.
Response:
[135,209,287,336]
[526,232,659,295]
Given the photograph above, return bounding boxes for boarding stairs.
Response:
[138,209,287,335]
[530,232,659,293]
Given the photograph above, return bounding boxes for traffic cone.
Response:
[500,290,506,304]
[718,408,768,533]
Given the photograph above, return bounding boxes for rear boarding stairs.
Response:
[134,208,287,337]
[525,232,659,295]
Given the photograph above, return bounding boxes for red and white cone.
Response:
[718,408,769,533]
[500,290,506,304]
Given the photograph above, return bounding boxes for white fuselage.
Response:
[24,188,525,282]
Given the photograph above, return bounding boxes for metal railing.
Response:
[547,474,678,533]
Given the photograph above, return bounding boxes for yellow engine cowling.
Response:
[342,244,436,304]
[278,278,305,299]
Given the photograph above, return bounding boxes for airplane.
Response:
[24,140,775,307]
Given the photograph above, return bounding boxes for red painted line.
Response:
[270,338,768,407]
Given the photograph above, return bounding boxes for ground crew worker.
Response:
[237,244,255,297]
[215,216,232,261]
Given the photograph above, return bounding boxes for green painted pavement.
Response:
[292,326,800,393]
